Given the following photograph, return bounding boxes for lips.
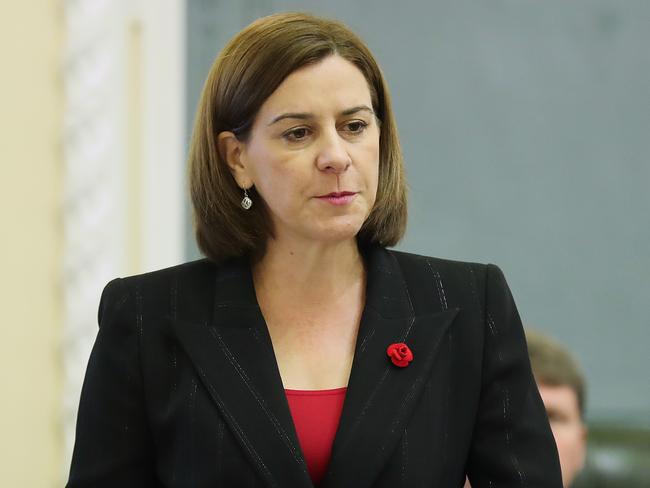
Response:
[318,191,357,198]
[315,191,358,206]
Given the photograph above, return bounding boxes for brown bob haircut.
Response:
[188,12,407,263]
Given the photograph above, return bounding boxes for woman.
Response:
[67,12,563,488]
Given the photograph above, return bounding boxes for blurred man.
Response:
[464,330,587,488]
[526,329,587,487]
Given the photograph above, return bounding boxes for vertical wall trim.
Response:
[61,0,130,476]
[62,0,186,479]
[140,0,186,271]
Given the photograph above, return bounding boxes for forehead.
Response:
[256,55,373,122]
[538,384,581,414]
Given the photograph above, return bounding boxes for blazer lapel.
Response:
[320,248,459,488]
[170,259,313,488]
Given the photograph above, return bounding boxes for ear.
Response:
[217,131,253,189]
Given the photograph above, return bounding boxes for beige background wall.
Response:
[0,0,63,486]
[0,1,186,484]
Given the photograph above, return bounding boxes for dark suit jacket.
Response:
[67,246,562,487]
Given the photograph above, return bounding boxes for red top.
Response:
[285,386,347,485]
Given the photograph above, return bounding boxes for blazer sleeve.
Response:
[67,278,157,488]
[466,264,563,487]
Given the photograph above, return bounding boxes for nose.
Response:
[315,130,352,174]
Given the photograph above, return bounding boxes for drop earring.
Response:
[241,188,253,210]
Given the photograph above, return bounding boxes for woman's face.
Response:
[224,55,380,246]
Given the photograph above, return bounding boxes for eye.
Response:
[283,127,311,142]
[546,409,569,424]
[342,120,368,135]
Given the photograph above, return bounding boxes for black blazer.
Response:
[67,246,562,487]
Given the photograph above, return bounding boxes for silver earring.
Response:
[241,188,252,210]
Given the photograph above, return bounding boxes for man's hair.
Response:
[188,12,408,263]
[526,329,586,418]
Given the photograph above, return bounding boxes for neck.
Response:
[252,237,366,308]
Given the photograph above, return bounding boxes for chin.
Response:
[309,218,365,244]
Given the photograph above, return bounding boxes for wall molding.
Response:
[61,0,185,476]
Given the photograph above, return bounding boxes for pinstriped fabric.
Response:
[394,251,417,315]
[425,258,449,311]
[170,274,178,319]
[381,374,422,451]
[399,258,417,317]
[400,428,408,487]
[215,414,225,484]
[186,333,277,486]
[67,249,562,487]
[188,379,199,486]
[333,313,415,457]
[135,286,144,341]
[427,258,454,485]
[441,331,452,481]
[207,327,305,469]
[487,308,527,487]
[467,264,483,317]
[336,366,390,456]
[170,276,179,396]
[358,327,376,354]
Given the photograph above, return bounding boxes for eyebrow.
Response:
[268,105,375,126]
[545,407,569,420]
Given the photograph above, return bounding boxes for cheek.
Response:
[565,426,585,451]
[245,144,283,190]
[551,426,568,450]
[253,160,308,210]
[357,141,380,196]
[368,163,380,207]
[552,424,584,458]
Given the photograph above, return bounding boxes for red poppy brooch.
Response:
[386,342,413,368]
